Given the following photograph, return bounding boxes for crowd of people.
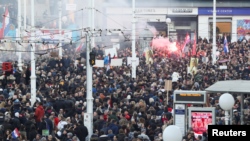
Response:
[0,35,249,141]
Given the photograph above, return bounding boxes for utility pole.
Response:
[17,0,22,70]
[131,0,136,78]
[24,0,26,29]
[58,0,63,58]
[85,0,95,139]
[212,0,217,65]
[30,0,36,106]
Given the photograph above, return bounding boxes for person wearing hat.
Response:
[66,132,73,140]
[11,112,21,130]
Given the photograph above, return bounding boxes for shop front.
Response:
[105,7,198,42]
[198,7,250,42]
[166,8,198,41]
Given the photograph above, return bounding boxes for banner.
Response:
[237,20,250,41]
[127,57,139,66]
[93,60,104,67]
[24,29,72,42]
[110,59,122,66]
[189,58,199,74]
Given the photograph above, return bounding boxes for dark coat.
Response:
[74,124,88,141]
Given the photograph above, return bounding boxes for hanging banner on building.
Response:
[237,20,250,41]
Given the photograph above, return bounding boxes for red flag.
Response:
[0,7,8,39]
[192,31,197,56]
[0,28,3,39]
[75,43,83,52]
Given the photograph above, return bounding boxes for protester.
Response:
[0,34,249,141]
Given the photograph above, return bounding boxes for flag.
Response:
[3,7,10,36]
[0,7,10,39]
[104,56,110,65]
[75,43,83,52]
[104,55,111,71]
[223,36,229,53]
[192,31,197,56]
[11,128,20,139]
[182,33,190,51]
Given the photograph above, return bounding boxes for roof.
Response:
[205,80,250,93]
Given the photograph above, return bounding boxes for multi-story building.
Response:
[102,0,250,42]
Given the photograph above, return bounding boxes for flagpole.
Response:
[212,0,217,65]
[24,0,27,29]
[17,0,23,71]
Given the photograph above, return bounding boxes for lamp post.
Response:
[85,0,95,139]
[24,0,27,29]
[58,0,62,58]
[30,0,36,107]
[17,0,22,71]
[166,18,171,38]
[212,0,217,65]
[138,28,154,53]
[219,93,235,125]
[131,0,136,79]
[163,125,182,141]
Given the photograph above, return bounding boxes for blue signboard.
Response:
[198,7,250,15]
[175,109,185,115]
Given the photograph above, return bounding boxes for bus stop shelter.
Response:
[205,80,250,125]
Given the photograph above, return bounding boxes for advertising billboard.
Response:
[188,107,216,139]
[237,20,250,41]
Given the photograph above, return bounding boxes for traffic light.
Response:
[89,52,96,66]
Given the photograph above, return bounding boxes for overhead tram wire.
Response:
[0,37,130,53]
[2,8,87,32]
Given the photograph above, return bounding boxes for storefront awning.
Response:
[205,80,250,94]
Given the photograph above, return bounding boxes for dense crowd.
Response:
[0,36,249,141]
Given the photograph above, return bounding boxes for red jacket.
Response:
[35,105,45,122]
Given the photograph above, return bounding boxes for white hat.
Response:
[127,95,131,100]
[15,112,19,117]
[75,101,79,106]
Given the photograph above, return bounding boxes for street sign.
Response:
[174,104,186,136]
[174,90,206,104]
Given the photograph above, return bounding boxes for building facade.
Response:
[103,0,250,42]
[198,7,250,42]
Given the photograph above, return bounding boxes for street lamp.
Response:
[219,93,235,125]
[166,18,171,38]
[138,28,154,53]
[163,125,182,141]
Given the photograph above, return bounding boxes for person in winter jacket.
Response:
[34,102,45,123]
